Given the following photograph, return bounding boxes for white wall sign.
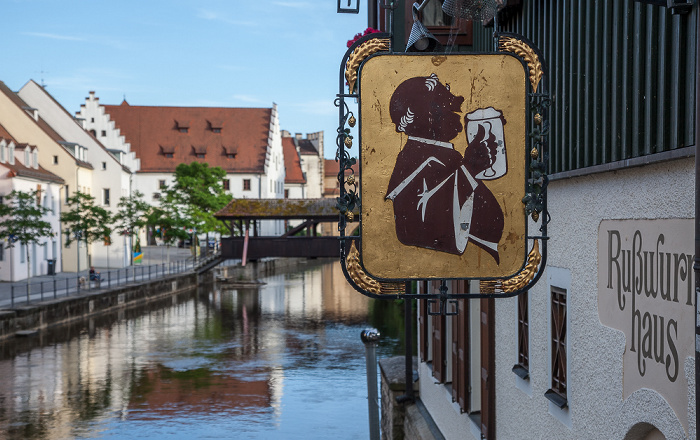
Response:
[598,218,694,433]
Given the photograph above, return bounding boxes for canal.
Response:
[0,260,410,439]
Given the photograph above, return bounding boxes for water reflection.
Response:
[0,260,408,439]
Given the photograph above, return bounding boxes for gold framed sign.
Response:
[358,54,528,280]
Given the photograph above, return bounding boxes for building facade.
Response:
[78,96,286,237]
[0,82,91,274]
[0,127,63,281]
[360,1,698,439]
[18,81,135,269]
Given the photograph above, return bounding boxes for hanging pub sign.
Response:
[335,32,550,299]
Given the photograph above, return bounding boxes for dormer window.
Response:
[193,146,207,159]
[9,145,15,165]
[160,145,176,158]
[24,149,30,166]
[223,146,237,159]
[175,120,190,133]
[0,141,5,163]
[208,120,223,133]
[32,150,38,168]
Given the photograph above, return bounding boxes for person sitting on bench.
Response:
[89,267,101,282]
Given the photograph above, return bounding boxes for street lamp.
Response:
[8,234,17,283]
[74,230,82,289]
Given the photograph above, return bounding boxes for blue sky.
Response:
[1,0,368,158]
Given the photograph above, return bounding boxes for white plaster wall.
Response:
[75,92,140,172]
[284,184,305,199]
[300,154,323,199]
[0,176,62,281]
[18,82,131,269]
[491,157,695,440]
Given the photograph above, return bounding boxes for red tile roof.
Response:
[0,81,93,170]
[298,139,318,155]
[102,101,273,174]
[282,137,305,184]
[0,123,64,184]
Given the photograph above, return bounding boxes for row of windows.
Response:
[0,143,38,168]
[421,281,568,436]
[152,179,252,201]
[0,241,58,263]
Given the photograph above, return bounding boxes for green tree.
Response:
[147,202,189,264]
[164,162,232,249]
[114,190,150,266]
[0,189,54,286]
[60,191,113,270]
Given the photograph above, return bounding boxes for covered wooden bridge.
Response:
[215,198,355,263]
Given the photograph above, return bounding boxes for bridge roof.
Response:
[215,198,341,220]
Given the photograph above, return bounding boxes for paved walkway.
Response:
[0,246,212,309]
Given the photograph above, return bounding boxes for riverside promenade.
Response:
[0,246,205,309]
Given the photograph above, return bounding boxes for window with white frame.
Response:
[103,188,110,206]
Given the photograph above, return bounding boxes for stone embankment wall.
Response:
[380,356,443,440]
[0,273,202,341]
[0,258,315,341]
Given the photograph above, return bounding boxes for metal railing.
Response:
[6,259,197,308]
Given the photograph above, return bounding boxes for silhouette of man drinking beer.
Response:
[385,73,507,264]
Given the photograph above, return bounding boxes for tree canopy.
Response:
[163,162,232,236]
[61,191,112,266]
[0,189,54,282]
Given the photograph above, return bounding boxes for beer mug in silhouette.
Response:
[465,107,507,180]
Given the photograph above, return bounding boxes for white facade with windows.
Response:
[0,139,62,281]
[18,81,136,269]
[78,94,287,240]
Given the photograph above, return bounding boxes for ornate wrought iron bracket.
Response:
[335,32,551,305]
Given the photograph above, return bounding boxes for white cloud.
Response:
[233,94,265,104]
[196,9,257,27]
[271,1,313,8]
[22,32,83,41]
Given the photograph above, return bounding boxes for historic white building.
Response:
[360,1,698,439]
[18,81,136,268]
[77,94,286,238]
[0,81,92,274]
[0,128,63,281]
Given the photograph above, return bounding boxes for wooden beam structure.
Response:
[214,198,356,260]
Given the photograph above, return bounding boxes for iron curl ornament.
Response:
[334,31,551,306]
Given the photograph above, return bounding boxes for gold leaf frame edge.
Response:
[345,38,391,94]
[498,36,543,93]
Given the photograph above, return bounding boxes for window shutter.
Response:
[419,282,429,361]
[453,288,469,412]
[431,282,446,383]
[480,297,496,439]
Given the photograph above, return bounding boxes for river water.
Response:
[0,260,409,439]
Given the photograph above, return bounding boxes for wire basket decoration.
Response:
[441,0,497,21]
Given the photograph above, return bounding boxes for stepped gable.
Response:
[282,137,305,184]
[102,101,273,173]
